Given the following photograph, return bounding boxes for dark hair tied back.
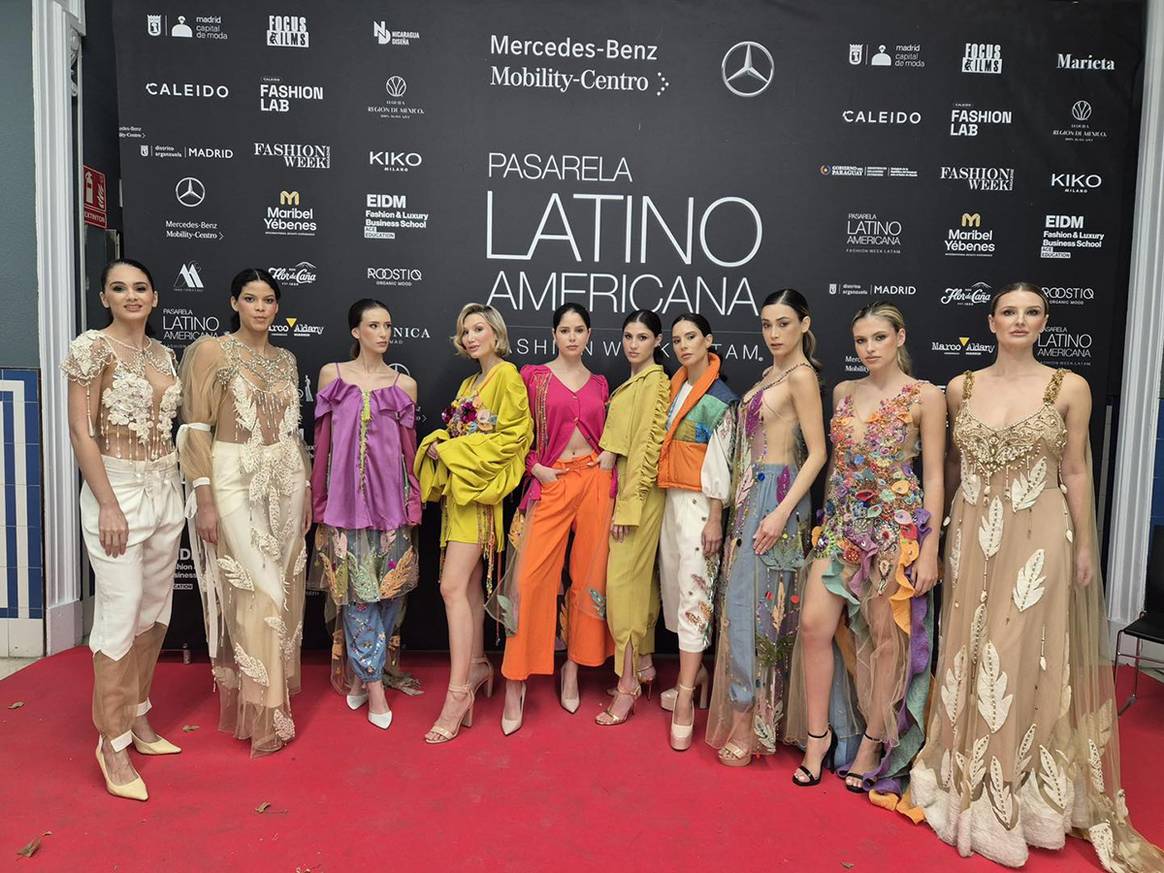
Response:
[347,298,391,359]
[100,258,157,338]
[228,268,281,332]
[622,308,667,366]
[553,302,591,329]
[761,288,822,371]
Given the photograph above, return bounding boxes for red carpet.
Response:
[1,650,1161,872]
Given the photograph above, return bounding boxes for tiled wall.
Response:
[0,368,43,656]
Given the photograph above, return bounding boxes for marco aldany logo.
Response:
[944,212,995,257]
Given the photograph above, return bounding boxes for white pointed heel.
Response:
[347,691,369,711]
[368,708,393,730]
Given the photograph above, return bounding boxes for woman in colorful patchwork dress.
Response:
[596,309,671,726]
[309,299,420,731]
[654,313,738,750]
[488,303,615,734]
[911,283,1164,871]
[787,301,945,802]
[706,289,827,765]
[64,259,184,801]
[415,303,532,743]
[179,268,311,757]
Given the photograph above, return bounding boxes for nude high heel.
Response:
[424,683,475,744]
[96,738,148,801]
[596,682,640,726]
[471,657,495,699]
[131,732,182,755]
[669,680,701,752]
[559,662,580,714]
[501,681,526,736]
[661,664,710,712]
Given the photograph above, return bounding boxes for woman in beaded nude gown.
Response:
[910,282,1163,871]
[179,268,311,756]
[706,289,827,766]
[787,302,945,808]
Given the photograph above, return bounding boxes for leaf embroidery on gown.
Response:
[942,646,967,724]
[976,640,1014,733]
[233,642,270,687]
[218,556,256,591]
[1009,457,1047,511]
[978,496,1003,558]
[1012,549,1048,612]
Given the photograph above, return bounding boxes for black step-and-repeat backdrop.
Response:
[109,0,1143,651]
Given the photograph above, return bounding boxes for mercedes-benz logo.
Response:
[1072,99,1092,122]
[386,76,407,98]
[722,41,773,97]
[175,176,205,207]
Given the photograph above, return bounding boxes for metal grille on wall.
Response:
[108,0,1143,651]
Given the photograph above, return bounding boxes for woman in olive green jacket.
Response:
[595,310,671,725]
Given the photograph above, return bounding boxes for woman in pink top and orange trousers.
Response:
[489,303,615,733]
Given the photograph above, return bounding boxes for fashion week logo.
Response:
[253,142,331,169]
[962,43,1002,74]
[938,166,1015,191]
[722,42,773,97]
[267,15,309,48]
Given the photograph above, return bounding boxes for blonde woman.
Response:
[415,303,532,743]
[788,301,945,806]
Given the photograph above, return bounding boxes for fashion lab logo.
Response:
[259,77,324,112]
[722,42,773,97]
[1050,172,1102,194]
[264,190,317,237]
[1042,285,1096,306]
[940,281,992,307]
[368,75,425,120]
[267,15,308,47]
[939,166,1015,191]
[161,306,220,343]
[147,14,227,39]
[848,43,926,68]
[841,109,922,125]
[944,212,995,257]
[948,102,1012,136]
[845,212,903,255]
[372,20,421,46]
[173,261,204,291]
[267,261,318,287]
[253,142,331,169]
[364,194,429,239]
[367,266,423,288]
[932,336,994,356]
[369,150,423,173]
[145,81,230,99]
[1051,100,1108,143]
[962,42,1002,74]
[269,316,324,338]
[1040,214,1105,260]
[1056,52,1116,71]
[139,142,234,160]
[819,163,918,179]
[1037,325,1092,364]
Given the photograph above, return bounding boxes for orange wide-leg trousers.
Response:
[501,455,615,680]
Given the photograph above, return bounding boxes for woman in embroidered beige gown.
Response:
[911,283,1163,871]
[179,268,311,756]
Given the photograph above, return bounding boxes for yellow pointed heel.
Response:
[96,740,149,801]
[131,732,182,755]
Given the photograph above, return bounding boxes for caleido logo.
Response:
[841,109,922,125]
[146,81,229,98]
[264,190,317,237]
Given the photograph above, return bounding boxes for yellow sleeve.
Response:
[177,336,224,487]
[430,366,533,506]
[415,426,452,503]
[612,371,669,526]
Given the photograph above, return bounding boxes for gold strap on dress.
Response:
[1043,368,1065,404]
[961,369,975,399]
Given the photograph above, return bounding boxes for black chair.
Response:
[1115,524,1164,714]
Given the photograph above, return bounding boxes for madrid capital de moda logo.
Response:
[722,42,773,97]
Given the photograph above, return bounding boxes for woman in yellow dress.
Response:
[596,309,671,725]
[414,303,532,743]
